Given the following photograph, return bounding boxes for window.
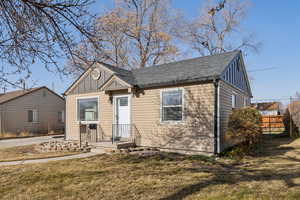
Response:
[58,110,65,123]
[77,98,98,122]
[43,90,47,97]
[243,98,247,107]
[232,94,237,108]
[28,109,38,122]
[118,97,128,106]
[161,89,183,122]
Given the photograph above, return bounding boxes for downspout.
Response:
[213,78,220,155]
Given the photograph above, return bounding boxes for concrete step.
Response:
[90,148,106,154]
[89,142,117,149]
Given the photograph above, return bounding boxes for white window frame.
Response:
[28,109,38,123]
[76,96,100,124]
[243,98,248,107]
[232,93,237,109]
[160,88,184,124]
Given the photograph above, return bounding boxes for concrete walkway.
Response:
[0,152,103,166]
[0,135,64,148]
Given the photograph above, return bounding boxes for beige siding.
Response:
[66,91,113,140]
[219,80,251,151]
[132,83,215,154]
[66,83,216,154]
[1,88,65,134]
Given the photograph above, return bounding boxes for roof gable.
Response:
[100,75,132,91]
[0,87,64,104]
[220,52,252,96]
[65,63,114,95]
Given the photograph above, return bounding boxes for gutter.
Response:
[213,78,220,155]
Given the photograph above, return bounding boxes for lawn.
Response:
[0,145,79,162]
[1,135,300,200]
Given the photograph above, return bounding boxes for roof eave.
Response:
[136,75,219,89]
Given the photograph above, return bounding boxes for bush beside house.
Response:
[224,107,262,157]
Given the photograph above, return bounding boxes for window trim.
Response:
[232,93,237,109]
[160,88,185,124]
[28,109,38,123]
[76,96,100,124]
[58,110,65,123]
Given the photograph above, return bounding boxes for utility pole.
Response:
[290,96,293,138]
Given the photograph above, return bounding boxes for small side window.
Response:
[232,94,236,108]
[28,109,38,122]
[58,111,65,123]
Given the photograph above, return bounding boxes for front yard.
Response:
[1,135,300,200]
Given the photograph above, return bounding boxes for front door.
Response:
[114,95,131,138]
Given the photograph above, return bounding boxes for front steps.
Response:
[89,141,136,154]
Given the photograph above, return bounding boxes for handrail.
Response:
[112,124,134,143]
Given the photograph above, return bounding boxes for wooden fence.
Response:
[261,115,285,133]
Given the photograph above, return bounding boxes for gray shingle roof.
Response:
[106,50,240,88]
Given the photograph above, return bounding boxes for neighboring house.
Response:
[251,102,283,116]
[0,87,65,135]
[64,50,252,155]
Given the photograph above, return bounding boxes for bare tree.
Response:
[68,0,181,75]
[178,0,261,56]
[0,0,95,90]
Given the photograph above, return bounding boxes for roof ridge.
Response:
[2,86,42,94]
[132,50,240,72]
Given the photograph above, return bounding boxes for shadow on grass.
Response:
[159,134,300,200]
[116,152,216,166]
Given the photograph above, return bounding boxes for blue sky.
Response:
[17,0,300,103]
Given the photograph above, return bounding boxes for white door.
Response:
[114,95,130,138]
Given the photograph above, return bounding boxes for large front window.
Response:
[77,98,98,122]
[161,89,183,122]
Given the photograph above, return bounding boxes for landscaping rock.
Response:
[36,141,90,153]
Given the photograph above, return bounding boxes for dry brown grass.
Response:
[0,145,79,162]
[1,135,300,200]
[0,131,63,139]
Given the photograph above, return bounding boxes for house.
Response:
[251,102,283,116]
[64,50,252,155]
[0,87,65,136]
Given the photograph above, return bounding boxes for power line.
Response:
[247,67,277,73]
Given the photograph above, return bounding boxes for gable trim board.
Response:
[100,74,133,92]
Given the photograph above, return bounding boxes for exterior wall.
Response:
[219,80,251,151]
[132,83,215,154]
[0,88,65,134]
[66,91,113,140]
[66,83,216,154]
